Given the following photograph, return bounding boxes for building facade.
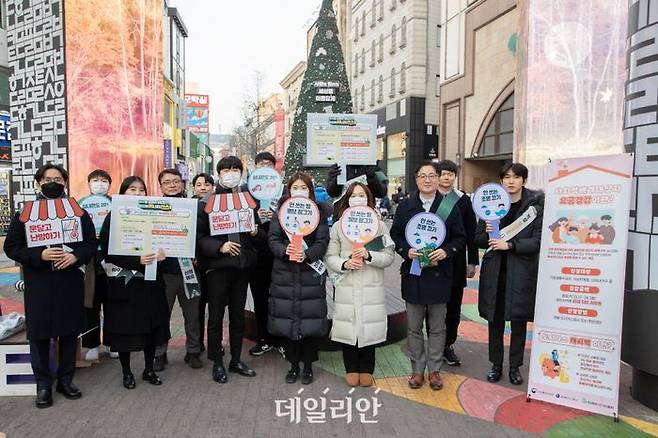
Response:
[163,4,189,172]
[347,0,441,193]
[439,0,517,191]
[280,61,306,154]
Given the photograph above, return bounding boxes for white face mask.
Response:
[221,171,241,188]
[90,181,110,195]
[290,189,310,198]
[348,196,368,208]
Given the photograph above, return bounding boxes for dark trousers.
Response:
[29,336,77,390]
[81,272,108,349]
[488,278,527,368]
[342,344,375,374]
[248,258,273,344]
[198,270,208,348]
[284,338,320,368]
[206,268,248,363]
[445,284,465,348]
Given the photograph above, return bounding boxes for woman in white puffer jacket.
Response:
[325,182,395,388]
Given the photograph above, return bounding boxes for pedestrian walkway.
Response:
[1,265,657,436]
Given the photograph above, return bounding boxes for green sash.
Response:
[434,190,461,221]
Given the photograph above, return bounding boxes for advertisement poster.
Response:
[0,111,11,162]
[205,191,257,236]
[527,154,633,418]
[306,113,377,166]
[185,94,210,145]
[108,195,197,258]
[19,198,86,248]
[0,170,11,236]
[79,194,112,237]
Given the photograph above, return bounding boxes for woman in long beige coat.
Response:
[325,183,395,387]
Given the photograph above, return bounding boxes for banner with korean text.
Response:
[527,154,633,419]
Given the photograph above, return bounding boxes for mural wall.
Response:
[7,0,163,206]
[65,0,163,196]
[7,0,68,209]
[515,0,628,188]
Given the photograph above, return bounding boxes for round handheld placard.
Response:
[404,212,446,250]
[278,197,321,237]
[340,206,380,244]
[471,183,511,222]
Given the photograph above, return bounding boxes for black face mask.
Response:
[41,182,65,199]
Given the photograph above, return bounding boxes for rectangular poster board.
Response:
[305,113,377,166]
[527,154,633,419]
[108,195,197,258]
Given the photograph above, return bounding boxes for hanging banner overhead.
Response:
[527,154,633,419]
[305,113,377,166]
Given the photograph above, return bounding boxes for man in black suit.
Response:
[436,160,479,366]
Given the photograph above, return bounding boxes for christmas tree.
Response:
[284,0,353,183]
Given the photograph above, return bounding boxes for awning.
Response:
[19,198,85,223]
[204,191,257,214]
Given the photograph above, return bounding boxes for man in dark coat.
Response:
[326,164,388,221]
[247,152,282,357]
[3,164,97,408]
[197,157,261,384]
[435,160,479,366]
[154,168,202,371]
[474,162,544,386]
[390,161,466,391]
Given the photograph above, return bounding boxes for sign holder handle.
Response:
[290,233,303,262]
[410,258,422,276]
[489,220,501,240]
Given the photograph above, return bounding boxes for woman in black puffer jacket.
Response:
[268,171,330,385]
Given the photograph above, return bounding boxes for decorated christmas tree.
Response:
[284,0,353,183]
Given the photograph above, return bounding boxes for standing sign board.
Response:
[527,154,633,419]
[305,113,377,166]
[108,195,197,258]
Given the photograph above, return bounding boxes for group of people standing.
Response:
[3,152,544,409]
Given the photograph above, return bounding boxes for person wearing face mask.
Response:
[326,163,389,222]
[325,182,395,387]
[153,168,203,371]
[3,164,97,408]
[197,156,261,384]
[99,176,170,389]
[268,172,330,385]
[247,152,284,357]
[79,169,117,362]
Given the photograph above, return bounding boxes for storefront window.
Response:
[477,93,514,158]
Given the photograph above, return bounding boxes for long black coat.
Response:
[474,188,544,322]
[390,191,467,305]
[450,191,479,289]
[98,214,170,337]
[267,208,330,341]
[196,184,262,271]
[3,209,97,340]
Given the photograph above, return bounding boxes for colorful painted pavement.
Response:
[1,267,657,436]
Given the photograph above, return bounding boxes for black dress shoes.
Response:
[123,372,136,389]
[229,361,256,377]
[212,362,228,384]
[487,364,503,383]
[55,381,82,400]
[285,368,300,384]
[35,389,53,409]
[509,367,524,385]
[301,367,314,385]
[142,370,163,385]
